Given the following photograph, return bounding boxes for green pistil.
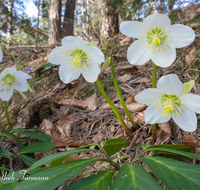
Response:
[65,49,91,72]
[142,26,171,53]
[155,94,185,119]
[2,73,16,87]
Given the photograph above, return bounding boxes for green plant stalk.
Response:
[6,48,33,92]
[0,65,27,100]
[4,101,13,130]
[105,50,138,130]
[18,92,27,100]
[96,79,133,140]
[79,155,128,176]
[152,64,157,143]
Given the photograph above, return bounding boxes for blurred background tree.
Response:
[0,0,199,46]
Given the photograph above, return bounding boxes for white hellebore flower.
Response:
[48,36,105,84]
[120,13,195,68]
[0,67,32,101]
[135,74,200,132]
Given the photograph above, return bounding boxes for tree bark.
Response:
[6,0,14,45]
[48,0,61,45]
[100,0,119,37]
[62,0,76,38]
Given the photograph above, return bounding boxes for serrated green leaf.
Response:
[101,138,128,157]
[18,155,37,165]
[0,181,18,190]
[43,63,53,69]
[181,80,194,96]
[0,132,25,148]
[26,149,100,174]
[10,128,41,133]
[87,41,98,47]
[18,142,55,154]
[0,149,12,158]
[147,147,200,160]
[0,167,7,171]
[65,170,114,190]
[150,144,195,152]
[110,163,162,190]
[101,57,111,72]
[140,156,200,190]
[12,132,51,142]
[14,158,101,190]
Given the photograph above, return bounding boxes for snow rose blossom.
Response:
[0,67,32,101]
[48,36,105,84]
[120,13,195,68]
[135,74,200,132]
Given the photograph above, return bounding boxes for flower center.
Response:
[142,26,171,53]
[1,73,16,87]
[155,94,185,119]
[64,49,91,72]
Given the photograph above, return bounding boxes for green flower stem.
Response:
[6,48,33,92]
[105,49,138,130]
[152,63,157,143]
[96,79,133,140]
[0,65,27,100]
[18,92,27,100]
[4,101,13,130]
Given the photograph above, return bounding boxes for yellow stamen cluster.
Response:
[142,26,171,53]
[1,73,16,87]
[64,49,91,72]
[155,94,185,119]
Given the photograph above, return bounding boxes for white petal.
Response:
[151,45,176,68]
[14,79,28,92]
[135,88,163,105]
[127,40,153,66]
[143,13,171,29]
[74,37,88,49]
[0,89,14,101]
[181,94,200,114]
[0,67,16,78]
[14,71,32,80]
[173,108,197,132]
[0,46,3,62]
[47,46,67,65]
[59,63,80,84]
[157,74,183,95]
[61,36,77,46]
[119,21,145,38]
[170,24,195,48]
[88,46,105,64]
[145,105,169,124]
[82,62,100,83]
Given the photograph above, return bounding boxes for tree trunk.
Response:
[61,0,76,38]
[48,0,61,45]
[100,0,119,37]
[7,0,14,45]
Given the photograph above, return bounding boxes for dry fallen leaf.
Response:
[185,47,197,65]
[132,78,151,85]
[92,135,104,143]
[119,74,134,82]
[63,154,80,163]
[60,93,97,111]
[156,122,171,144]
[115,65,138,72]
[100,103,120,110]
[125,102,147,112]
[56,114,73,137]
[125,94,135,104]
[51,135,89,148]
[135,111,145,123]
[41,119,56,136]
[35,149,57,160]
[119,36,133,45]
[182,134,200,148]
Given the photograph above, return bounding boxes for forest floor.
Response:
[1,4,200,190]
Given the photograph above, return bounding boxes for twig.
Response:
[125,130,140,154]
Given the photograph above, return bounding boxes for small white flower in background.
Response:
[0,67,32,101]
[120,13,195,68]
[0,45,3,62]
[135,74,200,132]
[48,36,105,84]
